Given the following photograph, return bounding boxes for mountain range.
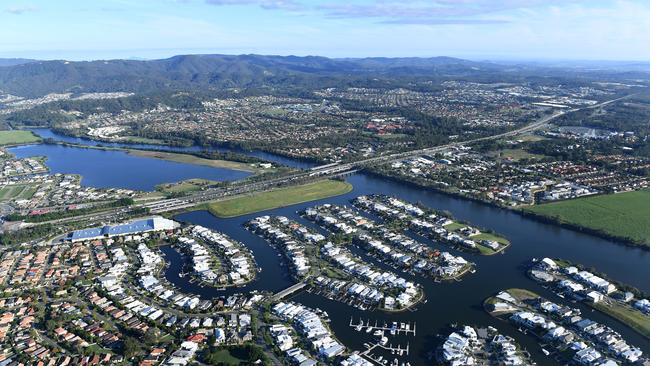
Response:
[0,54,647,98]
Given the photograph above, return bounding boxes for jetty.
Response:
[349,317,416,336]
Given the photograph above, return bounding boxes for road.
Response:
[27,94,632,230]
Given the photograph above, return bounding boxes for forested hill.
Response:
[0,54,511,97]
[0,58,37,67]
[1,54,647,98]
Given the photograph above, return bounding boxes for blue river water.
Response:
[17,129,650,365]
[7,143,251,191]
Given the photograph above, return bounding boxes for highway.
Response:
[32,95,631,229]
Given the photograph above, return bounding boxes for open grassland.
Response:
[524,190,650,246]
[0,130,41,146]
[207,180,353,218]
[128,150,260,173]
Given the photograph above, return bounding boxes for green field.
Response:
[524,190,650,246]
[507,288,540,301]
[207,180,353,218]
[0,130,41,146]
[157,178,217,194]
[493,148,545,162]
[443,221,467,231]
[128,150,261,173]
[593,301,650,339]
[0,184,38,201]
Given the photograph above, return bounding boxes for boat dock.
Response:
[349,317,416,336]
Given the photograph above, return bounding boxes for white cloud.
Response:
[5,4,38,14]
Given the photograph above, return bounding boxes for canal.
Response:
[22,129,650,365]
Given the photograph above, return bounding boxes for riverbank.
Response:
[522,190,650,248]
[127,149,262,173]
[0,130,41,146]
[207,180,353,218]
[365,169,650,250]
[530,258,650,340]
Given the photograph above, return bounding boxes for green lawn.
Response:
[443,221,466,231]
[524,190,650,246]
[0,130,41,146]
[592,301,650,339]
[492,148,545,162]
[208,180,353,218]
[507,288,540,301]
[0,184,38,201]
[203,349,245,365]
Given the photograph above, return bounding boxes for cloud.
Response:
[5,5,37,14]
[381,18,510,25]
[318,0,586,25]
[204,0,302,10]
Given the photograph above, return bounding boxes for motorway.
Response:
[30,95,631,230]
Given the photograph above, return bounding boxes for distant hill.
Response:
[0,54,506,97]
[0,58,37,67]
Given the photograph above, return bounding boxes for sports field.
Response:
[0,130,41,146]
[207,180,353,218]
[0,184,39,201]
[525,190,650,246]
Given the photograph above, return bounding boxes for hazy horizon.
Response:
[2,0,650,62]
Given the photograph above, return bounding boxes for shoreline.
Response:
[364,169,650,251]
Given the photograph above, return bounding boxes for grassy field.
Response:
[203,349,247,365]
[494,148,545,162]
[507,288,540,301]
[443,221,467,231]
[157,178,217,194]
[0,184,38,201]
[128,150,261,173]
[0,130,41,146]
[593,301,650,339]
[524,190,650,246]
[207,180,353,218]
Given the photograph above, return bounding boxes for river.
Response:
[21,129,650,365]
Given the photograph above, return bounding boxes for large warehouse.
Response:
[66,217,178,242]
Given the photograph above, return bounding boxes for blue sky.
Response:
[1,0,650,61]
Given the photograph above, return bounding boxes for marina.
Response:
[349,317,416,337]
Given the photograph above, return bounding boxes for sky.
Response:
[1,0,650,61]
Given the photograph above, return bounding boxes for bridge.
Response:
[272,281,308,301]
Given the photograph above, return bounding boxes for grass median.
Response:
[207,180,353,218]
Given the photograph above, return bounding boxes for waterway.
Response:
[7,143,251,191]
[28,128,317,170]
[17,129,650,365]
[173,173,650,366]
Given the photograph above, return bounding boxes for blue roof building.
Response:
[66,217,177,242]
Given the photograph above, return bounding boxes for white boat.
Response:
[380,336,388,346]
[373,329,384,336]
[355,324,363,331]
[366,326,374,333]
